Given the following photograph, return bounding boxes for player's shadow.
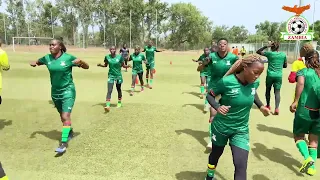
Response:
[30,130,80,142]
[257,124,292,138]
[252,174,270,180]
[124,89,140,94]
[182,104,206,114]
[175,129,210,153]
[251,143,303,176]
[191,85,200,88]
[175,170,227,180]
[182,91,201,98]
[0,119,12,130]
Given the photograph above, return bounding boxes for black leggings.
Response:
[106,83,122,100]
[265,87,280,109]
[209,144,248,180]
[0,162,6,178]
[131,72,144,87]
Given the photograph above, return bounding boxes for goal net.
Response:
[12,37,53,52]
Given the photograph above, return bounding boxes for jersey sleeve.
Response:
[69,54,78,66]
[305,85,320,111]
[104,56,108,63]
[38,56,47,65]
[141,54,146,60]
[263,51,271,58]
[0,51,10,70]
[210,78,226,96]
[154,47,158,51]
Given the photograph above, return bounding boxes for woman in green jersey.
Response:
[290,50,320,176]
[128,46,147,96]
[193,47,211,100]
[142,40,163,89]
[197,38,239,149]
[97,46,130,111]
[30,37,89,153]
[256,42,287,115]
[205,55,270,180]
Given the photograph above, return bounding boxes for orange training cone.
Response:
[135,76,139,84]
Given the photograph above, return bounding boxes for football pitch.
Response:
[0,46,319,180]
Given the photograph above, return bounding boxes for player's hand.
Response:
[97,63,103,67]
[260,106,271,116]
[290,101,298,113]
[30,61,37,67]
[217,105,231,115]
[192,59,197,62]
[267,41,273,47]
[72,59,81,65]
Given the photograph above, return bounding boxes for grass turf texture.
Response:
[0,46,319,180]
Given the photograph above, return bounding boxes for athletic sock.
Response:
[200,84,205,94]
[146,77,149,84]
[106,99,111,107]
[309,147,317,169]
[61,121,71,143]
[131,86,134,92]
[206,164,215,179]
[296,140,310,159]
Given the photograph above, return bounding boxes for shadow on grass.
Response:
[182,91,201,98]
[175,129,209,150]
[252,174,270,180]
[175,171,226,180]
[0,119,12,130]
[30,130,80,142]
[191,85,200,88]
[182,104,207,114]
[256,124,292,139]
[251,143,303,176]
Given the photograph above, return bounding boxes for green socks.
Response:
[146,78,149,84]
[61,125,71,143]
[296,140,310,159]
[150,79,153,85]
[309,147,317,169]
[106,101,111,107]
[200,85,205,94]
[207,164,215,178]
[131,86,134,92]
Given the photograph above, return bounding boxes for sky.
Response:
[162,0,320,33]
[0,0,319,34]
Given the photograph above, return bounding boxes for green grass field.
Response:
[0,46,319,180]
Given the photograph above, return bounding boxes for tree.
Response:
[167,3,212,49]
[6,0,26,39]
[212,25,229,42]
[310,20,320,42]
[255,21,285,42]
[227,25,248,43]
[245,33,268,43]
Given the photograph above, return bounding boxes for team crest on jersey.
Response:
[231,88,239,95]
[60,61,66,66]
[226,61,231,65]
[251,88,256,95]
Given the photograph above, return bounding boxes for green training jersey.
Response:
[305,81,320,112]
[104,54,124,77]
[38,53,77,94]
[208,52,238,86]
[144,46,157,61]
[211,74,260,131]
[130,53,146,72]
[264,51,287,77]
[198,53,211,76]
[296,68,320,120]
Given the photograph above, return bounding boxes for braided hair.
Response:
[305,50,320,76]
[300,42,314,58]
[227,55,263,75]
[54,37,67,53]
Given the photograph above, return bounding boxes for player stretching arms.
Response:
[128,46,147,96]
[30,37,89,154]
[193,47,211,100]
[142,41,163,89]
[256,42,287,115]
[291,50,320,176]
[98,46,130,111]
[205,55,270,180]
[120,43,130,72]
[0,39,10,104]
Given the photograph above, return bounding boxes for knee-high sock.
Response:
[207,145,225,179]
[61,121,71,143]
[309,147,317,169]
[296,140,310,159]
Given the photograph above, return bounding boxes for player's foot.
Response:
[200,94,204,99]
[306,167,316,176]
[141,87,144,92]
[68,128,74,141]
[149,86,153,89]
[117,102,122,108]
[274,108,279,115]
[300,157,314,173]
[265,105,271,110]
[55,142,68,153]
[206,141,212,149]
[130,91,134,96]
[104,105,110,112]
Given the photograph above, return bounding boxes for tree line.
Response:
[0,0,319,50]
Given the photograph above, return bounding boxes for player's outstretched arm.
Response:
[29,60,44,67]
[73,59,89,69]
[97,62,108,67]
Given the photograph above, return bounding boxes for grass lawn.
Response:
[0,46,319,180]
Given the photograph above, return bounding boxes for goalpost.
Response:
[12,37,54,52]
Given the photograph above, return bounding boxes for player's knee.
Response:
[294,134,305,141]
[308,134,319,147]
[61,113,71,123]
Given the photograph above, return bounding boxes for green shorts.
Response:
[51,88,76,113]
[266,76,282,90]
[146,62,155,70]
[211,123,250,151]
[132,69,143,75]
[108,76,123,84]
[293,113,320,135]
[200,71,208,77]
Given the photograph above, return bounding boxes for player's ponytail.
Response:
[224,55,262,77]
